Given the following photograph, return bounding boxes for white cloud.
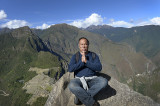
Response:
[0,20,29,29]
[150,17,160,25]
[69,13,136,28]
[69,13,160,28]
[107,17,160,28]
[134,17,160,26]
[108,20,133,28]
[36,23,51,29]
[70,13,104,28]
[70,16,160,28]
[0,10,7,20]
[136,21,151,26]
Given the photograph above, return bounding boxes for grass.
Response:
[128,67,160,103]
[31,97,48,106]
[0,31,63,106]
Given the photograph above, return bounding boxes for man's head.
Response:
[78,37,89,53]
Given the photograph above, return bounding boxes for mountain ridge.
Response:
[0,26,67,106]
[85,25,160,60]
[36,24,156,81]
[0,24,159,105]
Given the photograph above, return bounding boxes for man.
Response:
[68,37,108,106]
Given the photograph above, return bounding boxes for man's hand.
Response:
[81,51,87,63]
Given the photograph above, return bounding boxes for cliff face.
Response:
[45,72,159,106]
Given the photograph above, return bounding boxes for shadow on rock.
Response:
[94,72,117,100]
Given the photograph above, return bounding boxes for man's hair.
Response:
[78,37,89,45]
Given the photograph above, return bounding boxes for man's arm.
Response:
[85,54,102,71]
[68,55,85,72]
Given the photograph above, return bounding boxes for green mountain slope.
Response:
[122,25,160,59]
[85,25,131,42]
[0,26,66,106]
[0,28,12,34]
[152,51,160,67]
[1,24,158,105]
[85,25,160,66]
[36,24,156,81]
[38,24,105,61]
[35,24,160,103]
[86,25,160,103]
[101,41,156,82]
[128,67,160,103]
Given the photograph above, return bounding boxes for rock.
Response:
[45,72,159,106]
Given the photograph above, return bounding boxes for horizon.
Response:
[0,0,160,29]
[1,23,160,30]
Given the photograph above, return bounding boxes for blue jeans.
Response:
[68,76,108,106]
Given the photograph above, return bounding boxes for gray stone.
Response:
[45,72,160,106]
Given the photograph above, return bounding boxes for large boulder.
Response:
[45,72,159,106]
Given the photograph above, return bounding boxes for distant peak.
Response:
[11,26,33,38]
[86,25,113,30]
[47,23,79,31]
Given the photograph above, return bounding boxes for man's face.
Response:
[79,39,89,53]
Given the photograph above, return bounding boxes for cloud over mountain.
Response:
[108,17,160,28]
[0,9,160,29]
[70,13,104,28]
[69,13,160,28]
[0,10,7,20]
[136,17,160,26]
[36,23,51,29]
[0,19,29,29]
[108,20,133,28]
[150,17,160,25]
[0,10,30,29]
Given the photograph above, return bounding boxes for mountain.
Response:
[32,28,43,37]
[0,26,67,106]
[1,24,159,105]
[152,51,160,66]
[34,24,160,103]
[84,25,113,31]
[36,24,156,82]
[85,25,160,65]
[121,25,160,59]
[0,27,12,34]
[128,67,160,103]
[45,72,159,106]
[85,25,130,42]
[85,25,160,103]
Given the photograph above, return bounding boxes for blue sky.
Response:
[0,0,160,29]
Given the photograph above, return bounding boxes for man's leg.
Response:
[87,76,108,98]
[68,78,95,106]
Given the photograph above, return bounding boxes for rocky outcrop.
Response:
[45,72,159,106]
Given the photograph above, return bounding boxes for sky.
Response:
[0,0,160,29]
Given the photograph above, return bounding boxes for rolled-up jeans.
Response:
[68,76,108,106]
